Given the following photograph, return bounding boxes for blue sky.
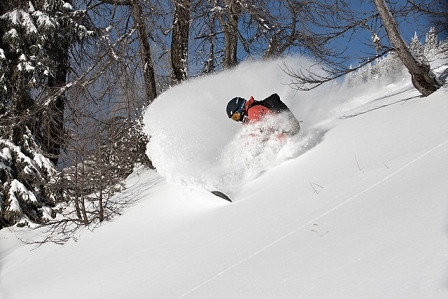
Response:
[316,0,445,67]
[86,0,445,77]
[227,0,444,71]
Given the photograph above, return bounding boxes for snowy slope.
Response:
[0,56,447,299]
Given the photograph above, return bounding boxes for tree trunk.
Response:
[202,14,217,74]
[171,0,190,85]
[45,64,67,165]
[132,0,157,103]
[220,0,240,69]
[373,0,440,96]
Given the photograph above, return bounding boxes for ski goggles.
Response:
[230,111,242,121]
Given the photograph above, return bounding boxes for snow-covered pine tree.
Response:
[410,32,424,57]
[0,0,92,228]
[424,27,439,56]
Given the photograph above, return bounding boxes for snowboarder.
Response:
[226,93,300,137]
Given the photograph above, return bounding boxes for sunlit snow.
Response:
[1,56,447,299]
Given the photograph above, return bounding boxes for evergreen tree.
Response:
[409,33,424,56]
[0,0,92,228]
[424,27,439,55]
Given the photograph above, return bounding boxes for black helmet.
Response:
[226,97,246,121]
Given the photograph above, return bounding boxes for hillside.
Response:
[1,56,447,299]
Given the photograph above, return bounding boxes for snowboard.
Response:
[211,191,232,202]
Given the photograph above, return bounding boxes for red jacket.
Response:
[243,96,272,124]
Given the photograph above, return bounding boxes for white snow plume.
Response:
[144,57,341,195]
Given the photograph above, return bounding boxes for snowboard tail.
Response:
[211,191,232,202]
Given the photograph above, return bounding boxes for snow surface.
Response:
[1,56,448,299]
